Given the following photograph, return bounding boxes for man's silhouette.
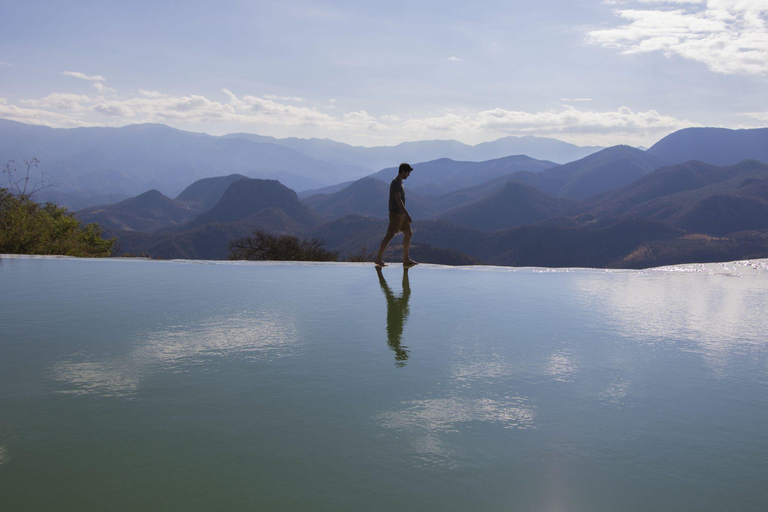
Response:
[374,163,418,267]
[376,266,411,367]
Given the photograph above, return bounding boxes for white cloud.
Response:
[589,0,768,75]
[448,56,463,61]
[0,61,12,66]
[0,103,97,128]
[638,0,704,3]
[94,103,135,117]
[20,93,93,111]
[61,70,106,82]
[0,85,699,146]
[741,110,768,120]
[264,94,307,102]
[139,89,166,98]
[93,82,117,94]
[400,105,696,141]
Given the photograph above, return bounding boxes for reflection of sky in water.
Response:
[573,261,768,376]
[599,379,630,405]
[451,357,516,384]
[545,350,579,382]
[53,312,298,397]
[3,257,768,511]
[378,396,535,466]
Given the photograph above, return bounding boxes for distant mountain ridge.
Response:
[0,119,368,201]
[175,174,250,213]
[507,145,669,200]
[587,159,768,234]
[224,133,604,169]
[369,155,557,195]
[185,178,323,229]
[437,181,577,231]
[77,190,194,232]
[647,127,768,166]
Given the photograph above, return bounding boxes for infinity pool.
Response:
[1,256,767,511]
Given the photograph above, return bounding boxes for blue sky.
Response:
[1,0,767,146]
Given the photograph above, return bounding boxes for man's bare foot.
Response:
[374,260,387,267]
[403,260,419,267]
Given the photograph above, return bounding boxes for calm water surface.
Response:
[1,256,767,511]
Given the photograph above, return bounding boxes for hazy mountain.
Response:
[112,179,323,259]
[298,180,356,199]
[76,189,195,232]
[516,145,669,199]
[646,127,768,166]
[302,177,435,220]
[587,160,768,234]
[114,222,259,260]
[185,178,323,229]
[482,218,684,268]
[33,190,131,212]
[676,194,768,235]
[175,174,249,213]
[369,155,557,195]
[0,119,369,198]
[437,181,577,231]
[224,132,604,169]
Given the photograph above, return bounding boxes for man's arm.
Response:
[393,190,410,220]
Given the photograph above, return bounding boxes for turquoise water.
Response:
[1,256,767,511]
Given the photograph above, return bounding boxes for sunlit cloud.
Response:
[139,89,167,98]
[0,102,97,127]
[264,94,307,102]
[21,93,93,110]
[589,0,768,75]
[61,70,106,82]
[741,110,768,120]
[447,56,463,61]
[0,61,12,66]
[0,83,698,146]
[93,82,118,94]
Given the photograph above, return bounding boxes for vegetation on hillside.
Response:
[1,159,115,257]
[0,189,115,256]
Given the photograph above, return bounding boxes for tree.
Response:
[0,189,115,257]
[228,230,338,261]
[2,158,58,199]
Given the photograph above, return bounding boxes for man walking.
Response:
[375,163,418,267]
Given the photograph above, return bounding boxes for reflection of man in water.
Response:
[376,266,411,367]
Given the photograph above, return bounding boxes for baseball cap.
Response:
[399,163,414,173]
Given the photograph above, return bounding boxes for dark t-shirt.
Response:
[388,178,405,213]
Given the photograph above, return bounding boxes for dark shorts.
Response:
[386,212,412,235]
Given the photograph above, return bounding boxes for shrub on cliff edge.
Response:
[0,189,115,257]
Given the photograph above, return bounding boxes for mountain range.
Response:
[83,137,768,267]
[4,118,768,268]
[1,119,606,211]
[223,132,604,170]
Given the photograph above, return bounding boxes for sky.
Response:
[1,0,767,147]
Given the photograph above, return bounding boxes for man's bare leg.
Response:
[402,230,418,267]
[375,232,395,266]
